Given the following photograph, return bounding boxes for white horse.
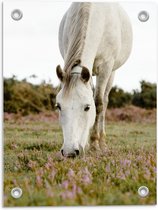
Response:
[56,2,132,157]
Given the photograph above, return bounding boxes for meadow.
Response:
[4,107,156,206]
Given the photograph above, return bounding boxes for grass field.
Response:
[4,110,156,206]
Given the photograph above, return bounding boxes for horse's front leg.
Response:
[99,71,115,151]
[90,60,114,151]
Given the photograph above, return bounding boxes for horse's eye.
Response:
[55,103,61,111]
[84,105,90,112]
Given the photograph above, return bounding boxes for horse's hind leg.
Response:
[99,71,115,151]
[90,60,114,151]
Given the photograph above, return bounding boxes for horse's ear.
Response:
[56,65,65,82]
[81,67,90,83]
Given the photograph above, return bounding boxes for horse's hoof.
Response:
[90,140,101,152]
[99,141,108,153]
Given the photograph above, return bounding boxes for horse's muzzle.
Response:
[61,149,79,158]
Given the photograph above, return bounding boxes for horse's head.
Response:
[56,65,96,157]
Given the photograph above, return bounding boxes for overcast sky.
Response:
[3,0,158,91]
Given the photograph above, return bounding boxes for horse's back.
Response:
[94,3,132,70]
[59,3,132,70]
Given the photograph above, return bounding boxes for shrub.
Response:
[108,86,132,108]
[132,80,156,109]
[4,77,58,115]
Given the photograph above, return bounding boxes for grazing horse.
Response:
[56,2,132,157]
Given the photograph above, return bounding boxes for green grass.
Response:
[4,120,156,206]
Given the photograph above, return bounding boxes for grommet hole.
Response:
[138,186,149,197]
[11,9,23,21]
[11,187,23,199]
[138,11,149,22]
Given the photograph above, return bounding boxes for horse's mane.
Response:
[62,3,91,95]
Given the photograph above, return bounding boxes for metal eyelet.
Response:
[138,186,149,197]
[11,9,23,21]
[138,11,149,22]
[11,187,23,199]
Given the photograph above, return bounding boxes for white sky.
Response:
[3,0,158,91]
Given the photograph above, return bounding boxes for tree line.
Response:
[108,80,156,109]
[4,76,156,115]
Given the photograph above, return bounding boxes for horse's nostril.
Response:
[61,150,79,158]
[61,149,64,156]
[75,149,79,156]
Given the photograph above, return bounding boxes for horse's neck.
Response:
[64,3,105,74]
[80,3,106,73]
[63,3,91,73]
